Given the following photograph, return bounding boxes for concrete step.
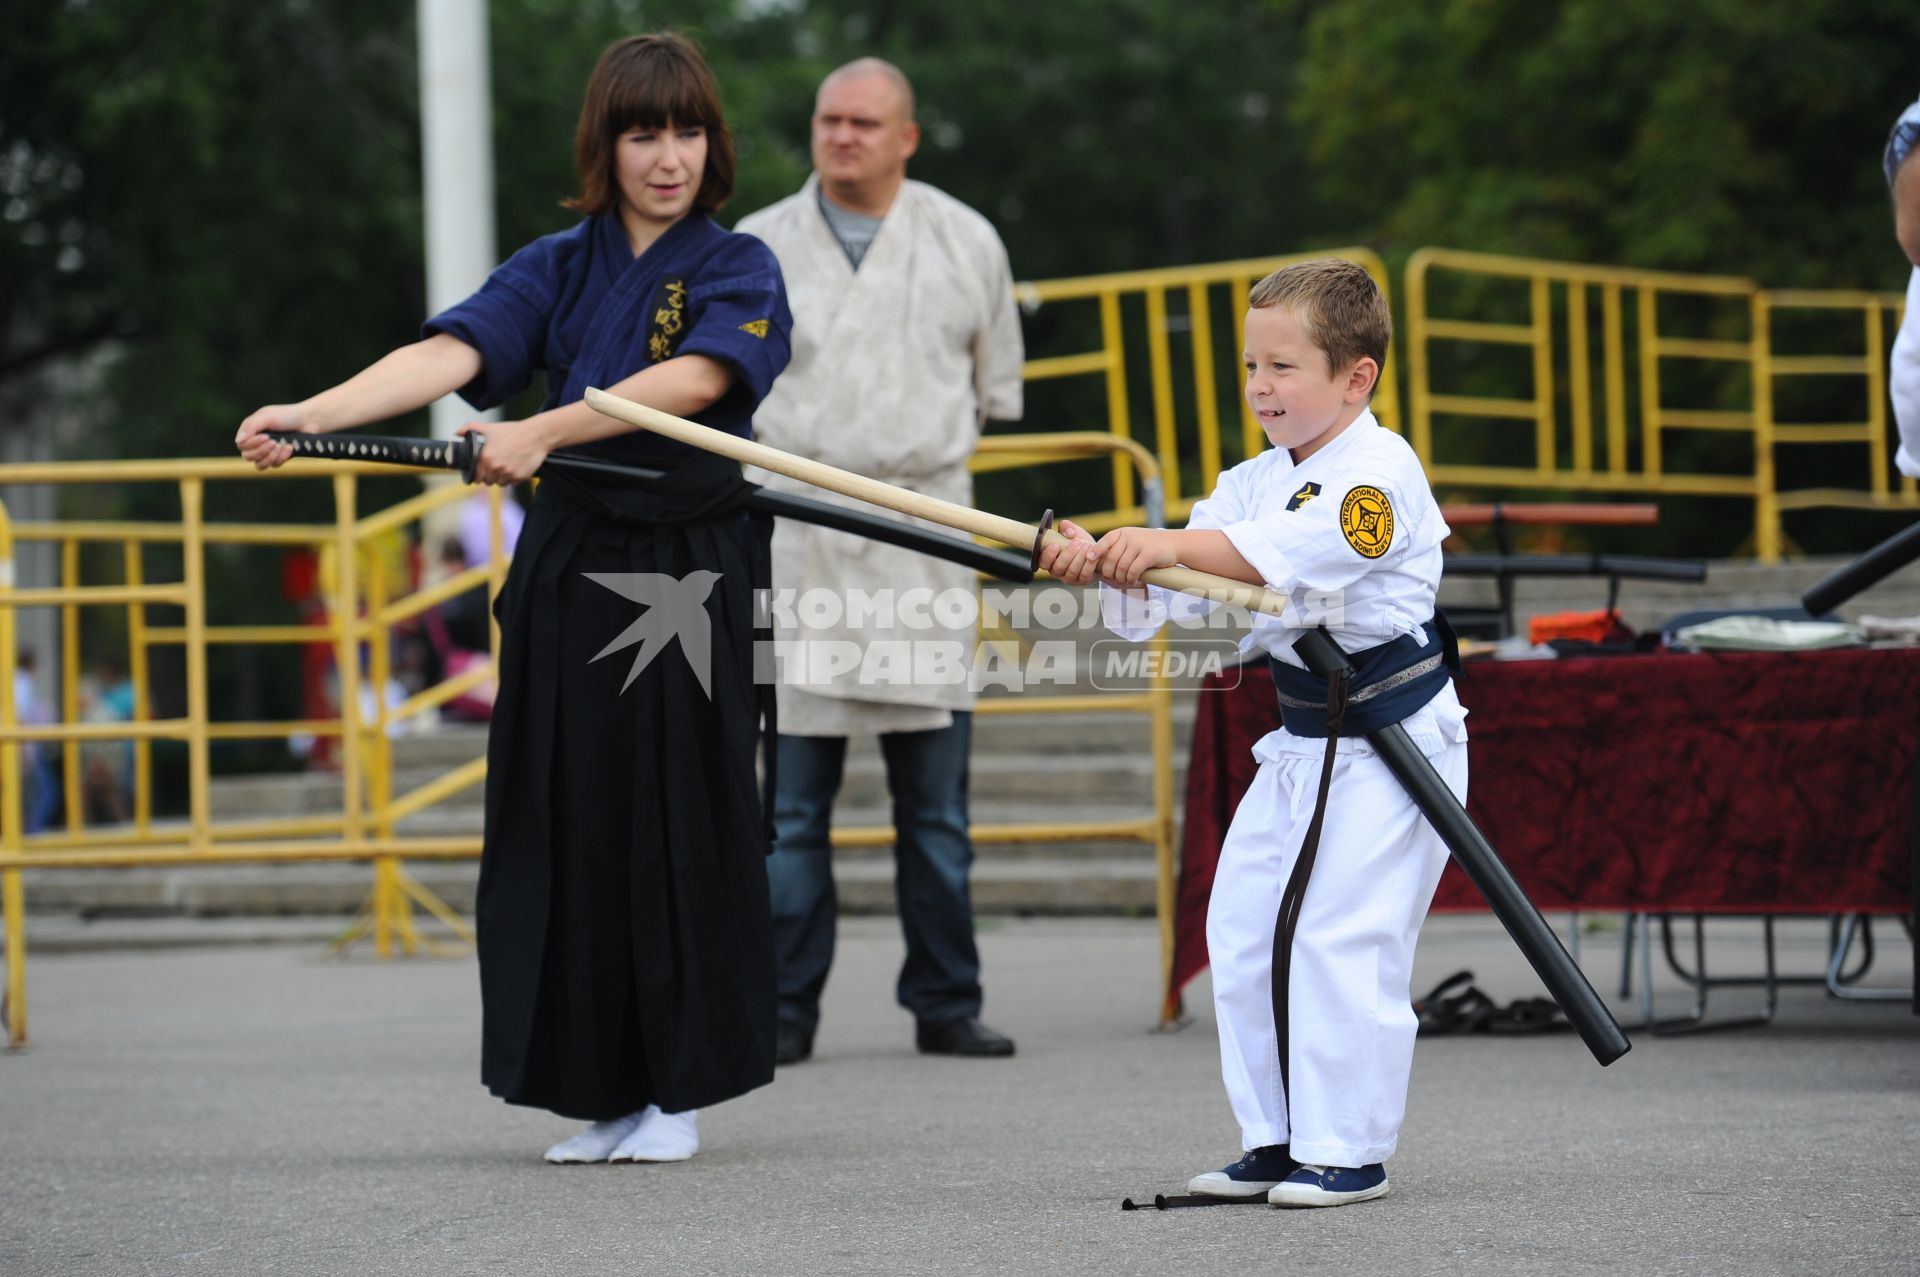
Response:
[206,702,1198,822]
[819,750,1183,809]
[15,851,1161,920]
[205,751,1186,822]
[387,799,1165,860]
[378,700,1200,765]
[207,766,485,820]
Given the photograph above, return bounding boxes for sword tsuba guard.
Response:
[458,433,484,485]
[1031,508,1055,574]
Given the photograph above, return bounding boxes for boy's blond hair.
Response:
[1248,259,1391,390]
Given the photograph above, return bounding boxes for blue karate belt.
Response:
[1266,623,1452,738]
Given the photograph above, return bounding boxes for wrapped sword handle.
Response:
[263,431,485,484]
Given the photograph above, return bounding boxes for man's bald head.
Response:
[819,58,915,123]
[811,56,920,215]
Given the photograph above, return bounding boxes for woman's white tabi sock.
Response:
[542,1110,647,1164]
[609,1106,699,1163]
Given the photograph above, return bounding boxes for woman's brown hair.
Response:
[564,33,735,216]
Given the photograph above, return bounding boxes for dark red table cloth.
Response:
[1174,648,1920,1002]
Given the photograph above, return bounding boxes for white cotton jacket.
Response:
[1893,268,1920,480]
[736,177,1024,726]
[1101,413,1467,760]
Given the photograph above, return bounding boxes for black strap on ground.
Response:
[1270,665,1351,1120]
[1120,1194,1272,1211]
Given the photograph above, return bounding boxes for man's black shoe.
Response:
[776,1023,813,1066]
[915,1017,1016,1057]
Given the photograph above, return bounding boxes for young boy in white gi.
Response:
[1040,258,1467,1208]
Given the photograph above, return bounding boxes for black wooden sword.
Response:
[262,430,1036,583]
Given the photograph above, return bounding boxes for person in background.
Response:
[736,58,1024,1066]
[12,650,58,834]
[1885,93,1919,477]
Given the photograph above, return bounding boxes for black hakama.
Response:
[477,460,776,1120]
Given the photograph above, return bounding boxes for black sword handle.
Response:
[263,430,1036,583]
[1292,627,1632,1067]
[264,431,484,484]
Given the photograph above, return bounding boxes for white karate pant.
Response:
[1206,735,1468,1167]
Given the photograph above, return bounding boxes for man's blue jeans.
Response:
[767,713,983,1034]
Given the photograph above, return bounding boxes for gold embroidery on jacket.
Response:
[646,278,689,362]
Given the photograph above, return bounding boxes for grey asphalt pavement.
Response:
[2,915,1916,1276]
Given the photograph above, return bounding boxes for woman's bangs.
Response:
[606,55,719,134]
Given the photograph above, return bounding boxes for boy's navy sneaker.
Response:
[1268,1162,1390,1208]
[1186,1144,1298,1198]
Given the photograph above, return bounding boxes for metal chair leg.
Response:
[1827,913,1912,1001]
[1651,913,1774,1035]
[1619,911,1636,999]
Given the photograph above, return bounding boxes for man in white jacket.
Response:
[736,59,1024,1064]
[1886,93,1920,478]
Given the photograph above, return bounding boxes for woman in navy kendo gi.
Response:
[236,33,793,1164]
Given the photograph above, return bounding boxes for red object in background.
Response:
[281,548,338,769]
[1526,608,1634,645]
[1172,649,1920,1008]
[281,548,318,602]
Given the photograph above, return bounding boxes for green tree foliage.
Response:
[1292,0,1920,289]
[738,0,1332,277]
[3,0,1330,461]
[5,0,1918,540]
[3,0,422,480]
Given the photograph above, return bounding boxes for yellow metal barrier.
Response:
[1013,249,1399,532]
[1405,247,1778,553]
[1761,288,1917,521]
[1404,248,1912,560]
[0,458,509,1045]
[0,433,1186,1043]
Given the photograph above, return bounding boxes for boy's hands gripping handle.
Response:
[1293,627,1631,1067]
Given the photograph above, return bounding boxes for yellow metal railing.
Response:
[0,459,514,1046]
[1405,247,1777,552]
[1014,248,1399,532]
[1761,288,1918,520]
[0,434,1186,1044]
[1401,247,1909,560]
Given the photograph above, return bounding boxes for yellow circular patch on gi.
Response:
[1339,486,1394,558]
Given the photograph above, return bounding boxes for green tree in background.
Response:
[2,1,423,472]
[3,0,1338,470]
[1292,0,1920,290]
[5,0,1919,543]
